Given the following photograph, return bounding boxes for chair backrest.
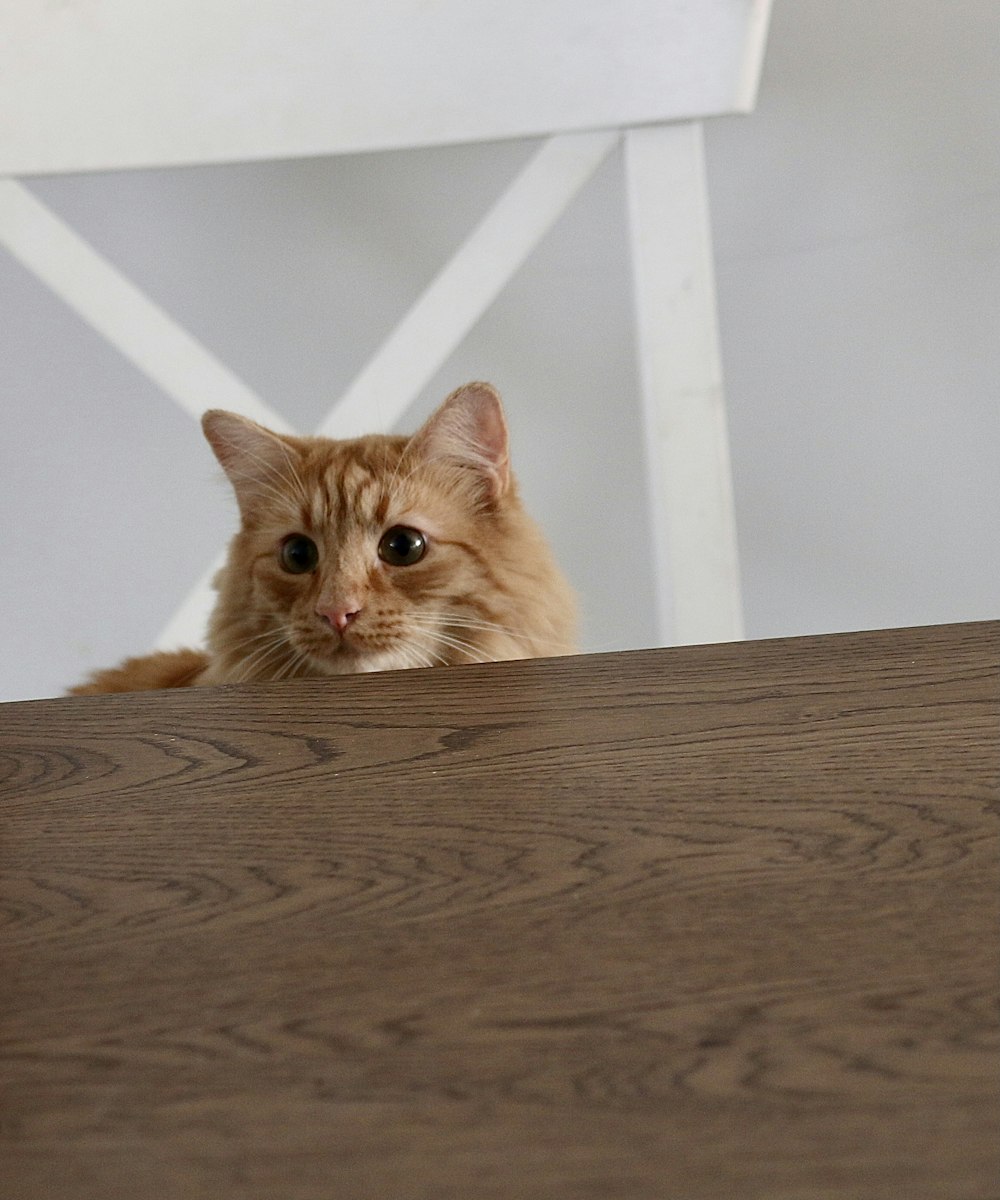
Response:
[0,0,770,175]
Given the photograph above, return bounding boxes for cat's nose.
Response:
[317,604,361,633]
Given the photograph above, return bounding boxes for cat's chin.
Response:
[302,642,428,676]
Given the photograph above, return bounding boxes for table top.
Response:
[2,621,998,1199]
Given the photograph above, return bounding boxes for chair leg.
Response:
[625,120,744,645]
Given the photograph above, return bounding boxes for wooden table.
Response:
[2,622,998,1199]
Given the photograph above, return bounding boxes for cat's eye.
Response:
[378,526,427,567]
[279,534,319,574]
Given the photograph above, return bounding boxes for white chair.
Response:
[0,0,770,648]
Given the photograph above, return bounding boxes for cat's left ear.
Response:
[409,382,510,500]
[202,409,299,519]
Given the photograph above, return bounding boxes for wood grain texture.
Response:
[2,622,998,1200]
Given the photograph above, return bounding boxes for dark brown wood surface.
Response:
[2,622,998,1199]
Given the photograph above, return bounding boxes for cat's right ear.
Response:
[202,410,297,520]
[409,382,511,501]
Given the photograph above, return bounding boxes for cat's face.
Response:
[202,383,561,679]
[215,437,503,675]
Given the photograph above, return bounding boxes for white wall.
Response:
[711,0,1000,642]
[2,1,998,702]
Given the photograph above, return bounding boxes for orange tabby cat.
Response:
[72,382,577,694]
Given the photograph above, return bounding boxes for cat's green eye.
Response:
[378,526,427,567]
[279,534,319,574]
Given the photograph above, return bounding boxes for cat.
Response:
[71,382,577,694]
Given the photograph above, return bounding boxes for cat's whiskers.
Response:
[235,646,287,683]
[407,610,574,654]
[443,615,614,654]
[400,645,436,670]
[452,617,577,653]
[405,613,497,656]
[400,635,451,670]
[405,634,450,668]
[224,624,287,653]
[232,630,295,681]
[220,625,291,669]
[271,645,312,682]
[409,624,493,666]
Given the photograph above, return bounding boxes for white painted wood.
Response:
[0,181,294,434]
[0,0,771,175]
[317,131,618,439]
[733,0,774,111]
[625,122,745,645]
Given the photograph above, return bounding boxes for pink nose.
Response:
[318,605,361,633]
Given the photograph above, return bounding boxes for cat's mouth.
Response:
[293,621,421,675]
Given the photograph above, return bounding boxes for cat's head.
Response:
[202,382,571,679]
